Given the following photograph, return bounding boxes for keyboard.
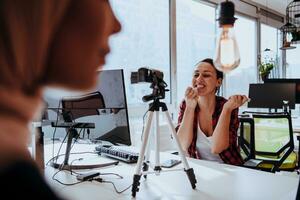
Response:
[95,145,139,163]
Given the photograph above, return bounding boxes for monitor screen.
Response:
[42,69,131,145]
[248,83,296,109]
[264,78,300,104]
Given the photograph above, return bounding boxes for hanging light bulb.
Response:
[214,0,240,73]
[286,32,293,43]
[279,22,297,50]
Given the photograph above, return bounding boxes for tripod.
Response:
[131,98,197,197]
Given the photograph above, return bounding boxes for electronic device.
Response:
[95,145,139,163]
[43,69,132,146]
[76,172,100,181]
[43,69,132,170]
[264,78,300,103]
[161,159,181,168]
[130,67,168,102]
[248,83,296,109]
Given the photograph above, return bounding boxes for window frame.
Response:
[108,0,286,119]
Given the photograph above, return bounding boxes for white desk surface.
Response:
[43,143,299,200]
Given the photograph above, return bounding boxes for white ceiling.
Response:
[251,0,293,15]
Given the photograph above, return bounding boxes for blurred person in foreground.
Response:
[0,0,121,199]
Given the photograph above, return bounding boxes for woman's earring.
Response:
[216,86,220,95]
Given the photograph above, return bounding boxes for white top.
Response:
[196,125,223,163]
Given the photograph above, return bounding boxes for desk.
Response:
[44,143,299,200]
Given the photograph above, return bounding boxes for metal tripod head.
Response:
[148,98,168,112]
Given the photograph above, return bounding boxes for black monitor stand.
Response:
[50,121,118,170]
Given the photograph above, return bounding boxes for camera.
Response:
[130,68,168,102]
[130,68,163,84]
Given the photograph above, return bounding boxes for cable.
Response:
[57,126,84,170]
[54,123,85,164]
[52,101,61,163]
[52,168,126,189]
[53,178,84,186]
[46,151,96,166]
[93,178,132,194]
[100,172,123,179]
[54,127,71,163]
[70,126,85,150]
[52,169,83,186]
[103,181,132,194]
[53,106,80,164]
[69,158,83,175]
[51,161,130,193]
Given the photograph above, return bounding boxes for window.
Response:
[106,0,170,144]
[106,0,170,106]
[286,45,300,117]
[224,15,257,97]
[260,24,282,78]
[176,0,216,105]
[286,45,300,78]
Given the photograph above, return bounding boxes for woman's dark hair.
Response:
[200,58,223,79]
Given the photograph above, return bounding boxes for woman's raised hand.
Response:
[185,86,198,109]
[223,95,248,111]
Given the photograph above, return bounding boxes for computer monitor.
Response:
[43,69,131,146]
[264,78,300,104]
[248,83,296,109]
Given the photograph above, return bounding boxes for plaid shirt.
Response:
[176,96,244,166]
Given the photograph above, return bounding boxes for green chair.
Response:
[239,112,297,173]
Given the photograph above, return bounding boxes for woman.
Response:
[0,0,121,199]
[176,58,247,166]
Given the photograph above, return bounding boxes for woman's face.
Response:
[46,0,121,90]
[192,62,222,96]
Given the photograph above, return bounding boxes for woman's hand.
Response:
[185,87,198,109]
[223,95,248,111]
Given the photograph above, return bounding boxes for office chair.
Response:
[61,91,105,121]
[239,112,297,173]
[51,91,107,170]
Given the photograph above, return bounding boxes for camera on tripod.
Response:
[130,69,197,198]
[130,67,168,102]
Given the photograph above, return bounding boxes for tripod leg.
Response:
[154,111,161,172]
[132,111,154,197]
[143,126,152,178]
[163,111,197,189]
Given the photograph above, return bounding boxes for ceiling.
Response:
[251,0,293,15]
